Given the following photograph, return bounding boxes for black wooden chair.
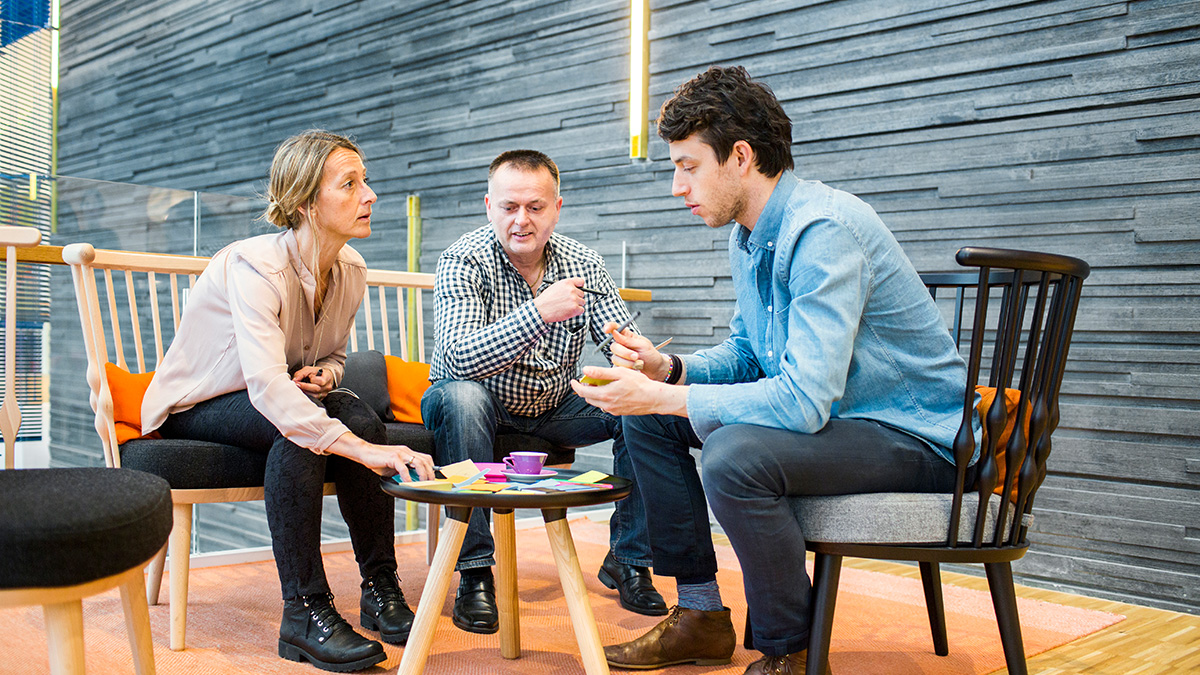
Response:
[787,247,1089,675]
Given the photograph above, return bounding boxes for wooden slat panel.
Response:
[51,0,1200,613]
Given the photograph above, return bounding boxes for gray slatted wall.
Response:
[56,0,1199,612]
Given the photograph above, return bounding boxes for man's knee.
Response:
[700,425,770,495]
[422,380,494,427]
[622,413,678,443]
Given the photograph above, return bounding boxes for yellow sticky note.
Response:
[462,483,511,492]
[568,470,610,484]
[405,480,454,491]
[440,459,479,483]
[579,375,612,386]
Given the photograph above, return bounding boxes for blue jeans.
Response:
[420,379,652,571]
[624,414,958,656]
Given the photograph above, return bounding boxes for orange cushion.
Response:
[384,356,432,424]
[104,362,160,444]
[975,385,1031,501]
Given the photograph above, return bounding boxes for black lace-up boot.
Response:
[360,570,415,645]
[279,592,385,672]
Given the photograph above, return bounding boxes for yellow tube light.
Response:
[630,0,650,158]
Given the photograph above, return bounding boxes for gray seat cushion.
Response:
[120,438,268,490]
[0,468,172,588]
[791,493,1027,545]
[384,421,435,454]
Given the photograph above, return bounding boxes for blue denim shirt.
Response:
[683,172,970,464]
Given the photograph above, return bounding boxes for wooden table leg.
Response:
[494,508,520,659]
[543,509,610,675]
[399,505,472,675]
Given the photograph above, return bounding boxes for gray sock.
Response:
[676,580,723,612]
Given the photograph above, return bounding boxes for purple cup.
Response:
[504,451,548,475]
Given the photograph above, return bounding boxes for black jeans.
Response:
[159,390,397,601]
[623,415,958,656]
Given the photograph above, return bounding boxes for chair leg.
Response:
[806,553,842,675]
[43,600,86,675]
[169,502,193,651]
[919,561,949,656]
[985,561,1027,675]
[120,567,158,675]
[146,543,167,605]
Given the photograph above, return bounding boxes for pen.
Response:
[594,310,641,355]
[581,286,607,296]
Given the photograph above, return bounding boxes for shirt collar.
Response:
[736,171,799,252]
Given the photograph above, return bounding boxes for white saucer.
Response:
[501,468,557,482]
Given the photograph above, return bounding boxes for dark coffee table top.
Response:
[380,468,631,510]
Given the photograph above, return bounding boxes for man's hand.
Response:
[604,321,670,379]
[533,277,587,323]
[293,366,333,396]
[571,365,688,417]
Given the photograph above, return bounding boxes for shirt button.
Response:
[767,305,772,312]
[768,240,774,247]
[303,344,311,351]
[768,350,774,357]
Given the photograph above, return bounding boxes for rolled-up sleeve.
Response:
[686,220,869,441]
[227,256,350,453]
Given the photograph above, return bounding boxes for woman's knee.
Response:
[323,391,386,444]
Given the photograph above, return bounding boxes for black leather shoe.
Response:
[598,551,668,616]
[278,592,385,672]
[452,570,499,634]
[360,570,415,645]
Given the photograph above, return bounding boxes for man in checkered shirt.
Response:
[421,150,664,635]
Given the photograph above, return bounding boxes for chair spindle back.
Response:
[924,247,1088,551]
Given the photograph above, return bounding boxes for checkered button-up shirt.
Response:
[429,226,637,417]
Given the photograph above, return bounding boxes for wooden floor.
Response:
[707,533,1199,674]
[846,557,1200,675]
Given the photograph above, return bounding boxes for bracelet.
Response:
[664,353,683,385]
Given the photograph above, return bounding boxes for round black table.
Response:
[382,468,631,675]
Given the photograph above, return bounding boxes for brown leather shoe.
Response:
[604,605,735,669]
[743,651,830,675]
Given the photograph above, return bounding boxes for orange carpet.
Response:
[0,517,1122,674]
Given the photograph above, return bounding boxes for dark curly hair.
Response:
[657,66,793,178]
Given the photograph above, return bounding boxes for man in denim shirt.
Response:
[573,67,968,674]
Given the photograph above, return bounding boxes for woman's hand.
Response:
[359,444,437,481]
[604,322,670,380]
[293,366,334,396]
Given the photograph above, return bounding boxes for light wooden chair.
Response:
[63,243,451,651]
[0,228,172,674]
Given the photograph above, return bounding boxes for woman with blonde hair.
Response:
[142,129,434,672]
